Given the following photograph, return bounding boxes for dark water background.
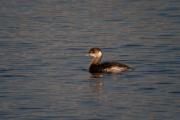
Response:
[0,0,179,120]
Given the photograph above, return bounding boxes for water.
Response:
[0,0,179,120]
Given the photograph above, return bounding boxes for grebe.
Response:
[88,48,130,74]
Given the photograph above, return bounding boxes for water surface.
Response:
[0,0,179,120]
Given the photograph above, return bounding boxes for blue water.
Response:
[0,0,179,120]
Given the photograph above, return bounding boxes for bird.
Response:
[88,48,130,74]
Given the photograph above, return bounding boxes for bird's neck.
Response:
[91,56,102,65]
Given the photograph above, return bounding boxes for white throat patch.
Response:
[96,51,102,57]
[89,51,102,58]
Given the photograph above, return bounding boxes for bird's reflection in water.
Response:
[89,73,104,93]
[91,73,103,78]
